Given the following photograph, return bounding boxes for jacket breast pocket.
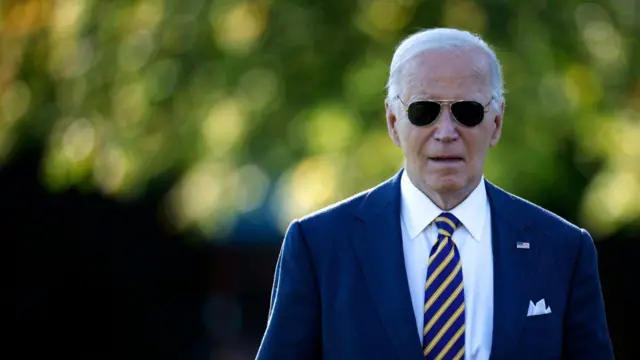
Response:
[519,314,562,359]
[522,313,554,331]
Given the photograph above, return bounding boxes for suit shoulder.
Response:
[281,187,373,256]
[493,188,593,264]
[498,187,585,236]
[296,187,370,229]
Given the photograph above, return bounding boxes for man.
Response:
[256,28,613,360]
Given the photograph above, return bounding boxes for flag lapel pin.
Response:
[516,241,530,249]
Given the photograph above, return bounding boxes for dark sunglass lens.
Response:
[451,101,485,126]
[407,101,441,126]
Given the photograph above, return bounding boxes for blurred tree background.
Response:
[3,0,638,240]
[4,0,638,358]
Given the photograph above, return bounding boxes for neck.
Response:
[407,170,481,211]
[423,187,472,211]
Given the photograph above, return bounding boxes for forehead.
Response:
[399,49,491,100]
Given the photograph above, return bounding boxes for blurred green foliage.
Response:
[1,0,638,239]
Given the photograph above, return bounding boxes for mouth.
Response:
[428,156,465,163]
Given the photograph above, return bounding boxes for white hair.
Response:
[386,28,504,110]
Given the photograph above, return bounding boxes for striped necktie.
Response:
[423,212,465,360]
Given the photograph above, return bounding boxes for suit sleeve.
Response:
[255,220,321,360]
[563,229,614,359]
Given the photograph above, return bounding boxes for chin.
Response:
[426,176,466,194]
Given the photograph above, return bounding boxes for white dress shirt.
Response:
[400,171,494,360]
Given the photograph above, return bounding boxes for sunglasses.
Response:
[395,96,493,127]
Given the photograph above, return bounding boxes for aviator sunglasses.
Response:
[395,95,493,127]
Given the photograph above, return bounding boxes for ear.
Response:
[385,100,401,147]
[489,101,504,147]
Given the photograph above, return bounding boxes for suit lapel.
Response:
[351,171,423,360]
[486,180,543,360]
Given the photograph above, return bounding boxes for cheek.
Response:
[463,133,491,162]
[396,122,419,148]
[407,131,431,157]
[402,123,431,145]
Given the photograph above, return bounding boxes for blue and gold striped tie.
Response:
[423,212,465,360]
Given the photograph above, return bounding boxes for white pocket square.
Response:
[527,299,552,316]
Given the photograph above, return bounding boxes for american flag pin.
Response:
[516,241,530,249]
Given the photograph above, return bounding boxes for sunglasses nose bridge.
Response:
[433,103,459,140]
[437,102,456,124]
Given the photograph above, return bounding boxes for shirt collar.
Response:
[400,170,488,242]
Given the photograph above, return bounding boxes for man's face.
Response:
[386,49,503,198]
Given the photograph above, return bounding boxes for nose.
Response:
[433,105,459,142]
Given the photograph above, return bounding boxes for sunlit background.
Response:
[5,0,638,358]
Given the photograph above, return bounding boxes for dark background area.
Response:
[5,0,639,358]
[9,145,638,359]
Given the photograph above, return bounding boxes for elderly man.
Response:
[256,28,613,360]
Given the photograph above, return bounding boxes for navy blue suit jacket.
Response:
[256,170,613,360]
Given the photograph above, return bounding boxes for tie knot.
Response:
[434,212,460,238]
